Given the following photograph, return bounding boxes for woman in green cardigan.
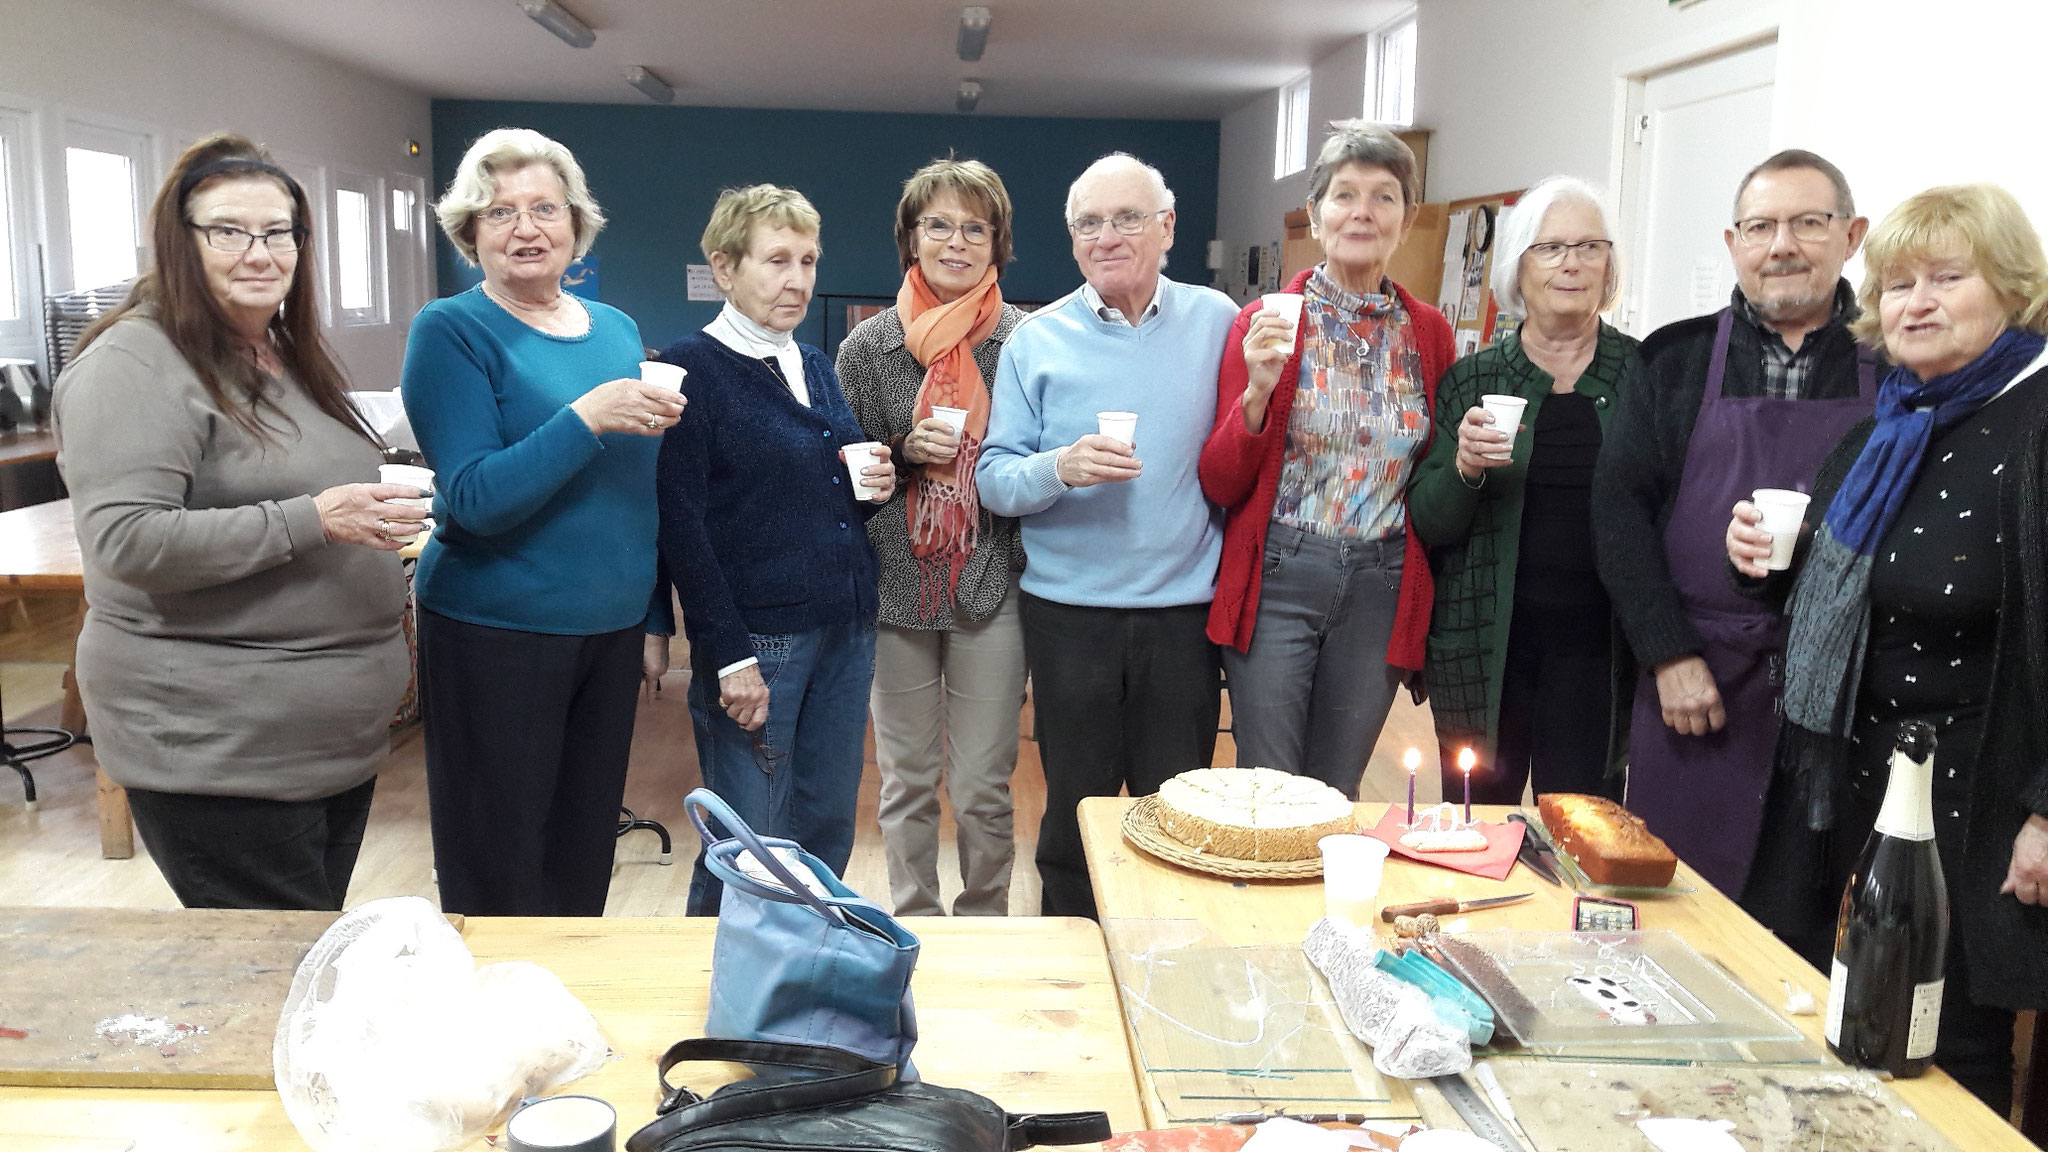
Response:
[1409,176,1640,804]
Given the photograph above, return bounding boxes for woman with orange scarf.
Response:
[838,158,1028,916]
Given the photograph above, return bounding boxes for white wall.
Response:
[0,0,433,388]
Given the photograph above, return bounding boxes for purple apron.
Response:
[1626,310,1874,894]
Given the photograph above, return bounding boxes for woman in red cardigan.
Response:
[1199,121,1454,799]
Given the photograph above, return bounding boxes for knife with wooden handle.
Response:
[1379,892,1532,922]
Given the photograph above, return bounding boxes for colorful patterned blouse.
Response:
[1272,267,1431,540]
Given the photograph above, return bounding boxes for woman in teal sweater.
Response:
[1409,177,1640,805]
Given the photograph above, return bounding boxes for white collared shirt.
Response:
[705,302,809,406]
[1079,282,1161,328]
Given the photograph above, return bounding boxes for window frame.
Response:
[329,167,387,328]
[55,114,156,296]
[1274,73,1312,180]
[0,96,41,359]
[1368,7,1419,127]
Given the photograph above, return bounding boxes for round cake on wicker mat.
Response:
[1154,766,1356,862]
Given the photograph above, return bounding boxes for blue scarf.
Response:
[1780,324,2046,830]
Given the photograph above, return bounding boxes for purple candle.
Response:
[1403,748,1420,826]
[1457,747,1476,824]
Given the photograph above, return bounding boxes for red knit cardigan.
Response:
[1197,268,1455,668]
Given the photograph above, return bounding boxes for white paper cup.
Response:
[1261,292,1305,346]
[378,463,434,506]
[930,405,969,438]
[1752,488,1812,571]
[1096,410,1138,447]
[842,441,885,499]
[1479,394,1527,460]
[505,1093,616,1152]
[1319,834,1390,928]
[639,361,686,392]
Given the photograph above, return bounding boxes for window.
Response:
[1370,10,1418,127]
[0,102,34,357]
[388,176,430,329]
[330,171,386,326]
[61,119,153,294]
[1274,75,1311,179]
[0,130,19,322]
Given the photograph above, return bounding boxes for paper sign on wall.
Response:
[686,264,723,302]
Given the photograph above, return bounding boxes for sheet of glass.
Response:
[1103,919,1417,1123]
[1517,807,1698,897]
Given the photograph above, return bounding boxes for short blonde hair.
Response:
[896,157,1014,274]
[435,128,605,265]
[1853,183,2048,346]
[701,184,822,265]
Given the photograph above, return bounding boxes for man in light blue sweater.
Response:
[978,153,1238,917]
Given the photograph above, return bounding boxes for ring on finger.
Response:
[644,414,658,429]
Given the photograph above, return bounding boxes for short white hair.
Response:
[1064,152,1176,222]
[1490,175,1622,316]
[435,127,606,265]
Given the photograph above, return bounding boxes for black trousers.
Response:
[126,777,377,910]
[1020,593,1219,918]
[1462,595,1617,806]
[418,609,642,917]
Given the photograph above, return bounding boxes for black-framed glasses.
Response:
[1068,209,1168,239]
[1732,212,1839,246]
[189,223,305,254]
[1527,239,1614,267]
[476,201,566,228]
[919,216,992,245]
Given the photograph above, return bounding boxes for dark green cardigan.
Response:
[1407,322,1641,763]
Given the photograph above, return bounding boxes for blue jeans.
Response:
[686,618,878,916]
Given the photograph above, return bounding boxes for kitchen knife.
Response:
[1379,892,1532,922]
[1507,811,1565,886]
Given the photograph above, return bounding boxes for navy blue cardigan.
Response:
[652,332,881,673]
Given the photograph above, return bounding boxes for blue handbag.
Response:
[686,788,921,1077]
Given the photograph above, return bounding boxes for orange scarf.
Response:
[897,264,1001,615]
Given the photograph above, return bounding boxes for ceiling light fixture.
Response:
[957,6,992,63]
[518,0,595,49]
[956,79,983,114]
[626,65,675,104]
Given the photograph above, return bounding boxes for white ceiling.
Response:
[172,0,1412,120]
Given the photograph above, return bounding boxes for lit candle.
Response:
[1403,747,1421,826]
[1457,747,1476,824]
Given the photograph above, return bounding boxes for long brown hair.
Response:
[75,132,375,445]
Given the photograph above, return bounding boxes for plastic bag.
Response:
[274,896,612,1152]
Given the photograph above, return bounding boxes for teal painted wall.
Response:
[430,100,1220,351]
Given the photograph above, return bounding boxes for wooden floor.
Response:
[0,591,1441,914]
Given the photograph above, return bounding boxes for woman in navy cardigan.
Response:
[648,184,896,914]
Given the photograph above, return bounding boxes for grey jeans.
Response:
[869,590,1026,916]
[1222,521,1405,798]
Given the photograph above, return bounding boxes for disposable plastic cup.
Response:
[1479,394,1527,460]
[1319,834,1391,928]
[504,1093,616,1152]
[1096,410,1138,447]
[1753,488,1812,571]
[930,405,969,438]
[378,463,434,509]
[1261,292,1305,346]
[842,441,886,499]
[639,361,687,392]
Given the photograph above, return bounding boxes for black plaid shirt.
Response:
[1733,285,1854,401]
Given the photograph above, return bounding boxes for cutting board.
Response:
[0,907,343,1089]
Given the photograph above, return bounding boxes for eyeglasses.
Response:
[1527,239,1613,267]
[919,216,993,245]
[476,201,567,228]
[1732,212,1839,247]
[189,223,305,254]
[1068,209,1168,239]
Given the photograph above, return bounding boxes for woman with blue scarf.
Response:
[1726,184,2048,1114]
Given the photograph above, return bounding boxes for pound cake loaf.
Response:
[1536,793,1678,888]
[1155,767,1355,861]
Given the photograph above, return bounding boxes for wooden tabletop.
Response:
[0,498,80,590]
[1080,797,2035,1149]
[0,430,58,469]
[0,913,1146,1151]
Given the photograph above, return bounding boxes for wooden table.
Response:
[0,914,1146,1151]
[1081,797,2037,1150]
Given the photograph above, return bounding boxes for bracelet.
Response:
[1457,465,1486,491]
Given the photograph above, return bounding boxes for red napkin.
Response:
[1361,806,1525,881]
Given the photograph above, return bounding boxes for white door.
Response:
[1619,38,1777,337]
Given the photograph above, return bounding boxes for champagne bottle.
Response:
[1823,720,1949,1076]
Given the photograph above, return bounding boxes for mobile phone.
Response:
[1574,894,1640,932]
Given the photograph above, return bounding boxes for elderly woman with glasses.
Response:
[1409,176,1640,804]
[835,158,1028,917]
[55,133,416,910]
[401,127,684,917]
[648,185,896,915]
[1200,121,1454,798]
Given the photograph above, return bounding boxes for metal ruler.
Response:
[1430,1073,1526,1151]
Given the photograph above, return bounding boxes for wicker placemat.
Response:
[1119,794,1327,880]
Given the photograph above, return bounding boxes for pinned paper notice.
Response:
[686,264,723,302]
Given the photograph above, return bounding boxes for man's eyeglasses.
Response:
[189,223,305,254]
[476,201,567,228]
[1068,209,1168,239]
[1526,239,1613,267]
[919,216,993,245]
[1732,212,1839,247]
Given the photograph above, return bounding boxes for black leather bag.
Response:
[623,1037,1111,1152]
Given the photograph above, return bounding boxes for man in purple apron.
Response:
[1592,151,1874,913]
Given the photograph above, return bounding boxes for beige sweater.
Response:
[54,317,408,800]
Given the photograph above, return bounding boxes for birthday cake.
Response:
[1154,766,1355,862]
